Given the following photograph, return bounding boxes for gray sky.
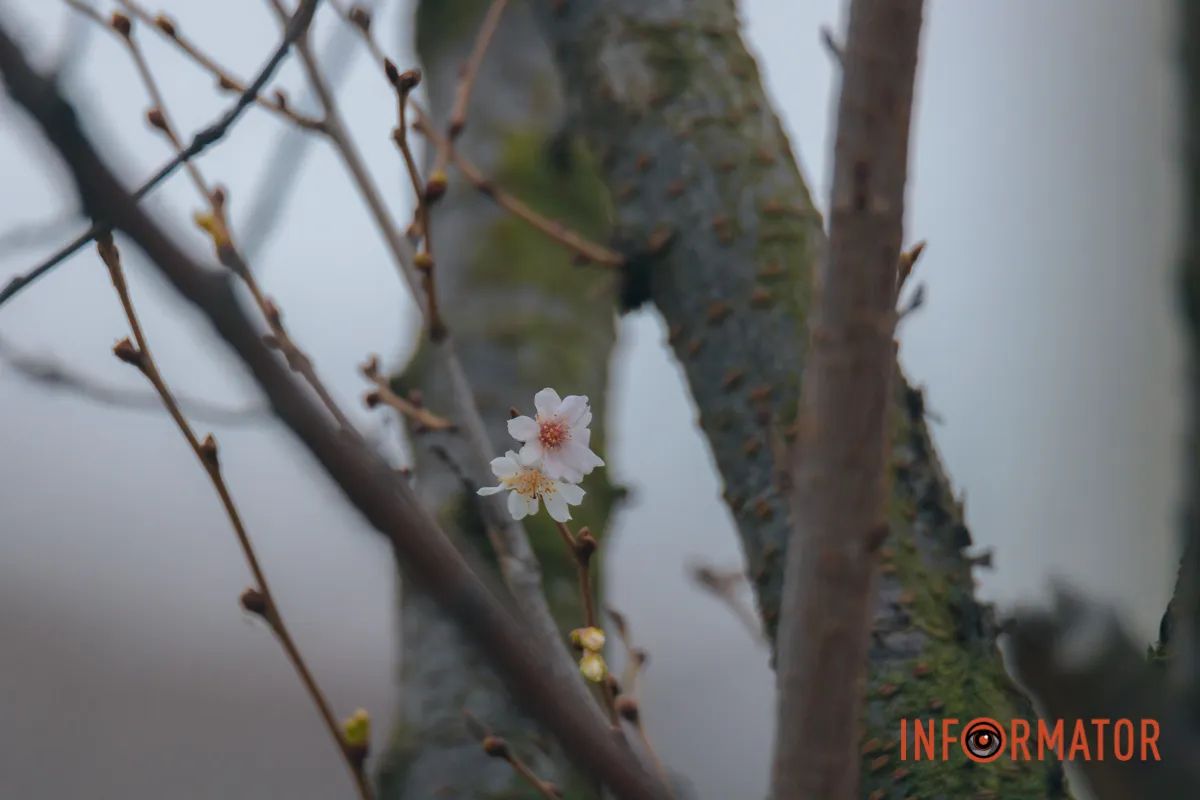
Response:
[0,1,1183,798]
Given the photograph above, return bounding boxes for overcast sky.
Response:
[0,1,1183,798]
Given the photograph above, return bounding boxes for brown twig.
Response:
[272,1,601,729]
[69,1,360,439]
[0,332,266,425]
[359,354,454,431]
[383,61,446,339]
[555,521,597,629]
[689,563,766,645]
[447,0,509,142]
[771,1,926,798]
[112,0,324,131]
[93,234,372,800]
[415,113,625,268]
[464,713,564,799]
[0,0,320,309]
[204,191,362,438]
[0,33,672,795]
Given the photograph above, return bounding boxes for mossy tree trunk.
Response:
[379,1,620,797]
[529,1,1063,796]
[384,0,1066,797]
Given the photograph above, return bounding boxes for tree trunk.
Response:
[531,1,1063,796]
[379,1,621,796]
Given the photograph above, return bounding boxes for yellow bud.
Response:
[579,651,607,683]
[570,626,606,652]
[192,210,231,249]
[342,708,370,747]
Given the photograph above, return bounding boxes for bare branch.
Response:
[0,333,265,425]
[94,234,373,799]
[772,2,925,797]
[0,0,320,309]
[0,26,669,799]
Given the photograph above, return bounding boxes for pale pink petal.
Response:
[534,387,562,418]
[577,409,593,430]
[518,442,543,466]
[490,455,519,478]
[557,482,585,506]
[525,494,540,517]
[477,485,504,496]
[541,451,580,482]
[563,441,604,476]
[557,395,589,425]
[507,416,538,441]
[543,489,572,522]
[507,490,528,520]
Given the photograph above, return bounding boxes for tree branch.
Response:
[0,24,669,800]
[0,0,320,309]
[772,2,924,796]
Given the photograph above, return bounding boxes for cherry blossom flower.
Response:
[507,388,605,482]
[477,450,585,522]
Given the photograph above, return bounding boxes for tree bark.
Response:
[380,1,621,797]
[532,0,1063,796]
[773,2,923,796]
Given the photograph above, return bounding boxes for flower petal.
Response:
[525,494,540,517]
[557,482,585,506]
[477,485,504,496]
[489,455,519,478]
[534,387,562,417]
[541,451,582,482]
[507,490,528,520]
[507,415,538,442]
[557,395,589,425]
[518,443,542,466]
[543,489,572,522]
[563,441,605,476]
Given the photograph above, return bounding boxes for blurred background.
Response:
[0,0,1182,797]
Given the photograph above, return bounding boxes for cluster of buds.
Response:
[570,625,607,683]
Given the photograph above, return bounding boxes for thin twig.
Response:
[0,33,670,794]
[0,333,266,425]
[414,111,625,268]
[360,354,454,431]
[689,563,766,645]
[272,0,600,726]
[384,62,446,338]
[94,234,372,800]
[446,0,509,143]
[66,0,359,438]
[464,712,564,799]
[555,521,597,629]
[0,0,321,309]
[113,0,324,130]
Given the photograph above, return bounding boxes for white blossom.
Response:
[477,450,585,522]
[507,388,605,482]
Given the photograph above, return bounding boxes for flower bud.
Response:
[342,708,371,747]
[348,5,372,31]
[615,695,640,723]
[579,651,607,683]
[112,338,142,368]
[146,108,168,132]
[570,626,606,652]
[110,12,132,37]
[154,14,177,37]
[481,735,509,759]
[239,587,267,617]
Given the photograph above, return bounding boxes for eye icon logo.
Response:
[962,718,1005,763]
